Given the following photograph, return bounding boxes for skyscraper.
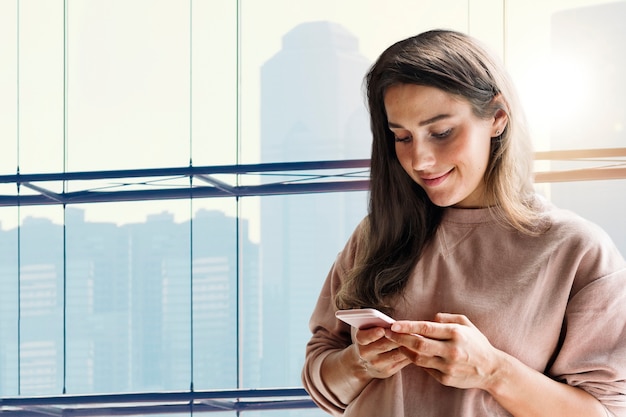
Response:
[0,207,260,394]
[259,21,371,388]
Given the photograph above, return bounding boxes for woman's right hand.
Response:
[352,326,413,379]
[319,326,412,405]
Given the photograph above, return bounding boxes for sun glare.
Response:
[547,56,591,123]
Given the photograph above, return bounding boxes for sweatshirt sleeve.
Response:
[301,219,368,415]
[548,220,626,416]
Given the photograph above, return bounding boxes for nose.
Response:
[411,139,436,171]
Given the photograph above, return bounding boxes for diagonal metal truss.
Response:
[0,159,371,207]
[1,148,626,209]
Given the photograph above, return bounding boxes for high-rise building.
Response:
[0,207,260,394]
[66,208,129,393]
[124,208,260,390]
[0,224,19,394]
[9,216,65,395]
[259,21,371,388]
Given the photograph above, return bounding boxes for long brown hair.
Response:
[335,30,542,312]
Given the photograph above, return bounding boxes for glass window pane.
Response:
[506,0,621,151]
[506,0,626,253]
[546,1,626,255]
[191,201,241,390]
[0,207,19,396]
[65,205,129,393]
[66,0,191,171]
[61,198,242,393]
[0,1,18,177]
[252,192,367,388]
[190,0,238,167]
[65,201,195,393]
[18,1,64,174]
[18,206,65,395]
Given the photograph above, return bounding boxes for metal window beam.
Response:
[2,150,626,208]
[0,180,371,207]
[20,182,64,204]
[0,159,371,184]
[0,388,316,416]
[0,159,371,207]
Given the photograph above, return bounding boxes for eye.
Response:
[394,136,411,143]
[431,128,452,139]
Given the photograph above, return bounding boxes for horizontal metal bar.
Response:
[0,387,311,406]
[1,152,625,209]
[0,159,371,184]
[0,388,317,416]
[534,147,626,160]
[1,399,318,416]
[534,166,626,183]
[0,180,370,207]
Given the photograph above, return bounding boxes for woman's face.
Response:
[384,83,505,208]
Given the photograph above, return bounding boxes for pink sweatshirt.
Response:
[302,198,626,416]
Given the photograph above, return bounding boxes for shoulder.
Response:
[537,196,616,248]
[534,195,626,291]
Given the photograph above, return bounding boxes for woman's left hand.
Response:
[384,312,504,391]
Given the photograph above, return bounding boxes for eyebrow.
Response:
[388,114,452,129]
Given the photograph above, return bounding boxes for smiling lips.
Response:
[421,168,453,187]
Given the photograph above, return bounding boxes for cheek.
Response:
[465,132,492,169]
[478,138,494,169]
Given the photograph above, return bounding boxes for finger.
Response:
[375,347,412,367]
[379,350,413,373]
[358,333,403,361]
[386,330,445,360]
[390,320,456,340]
[354,327,386,345]
[363,348,413,377]
[434,312,476,329]
[397,345,446,367]
[355,329,398,362]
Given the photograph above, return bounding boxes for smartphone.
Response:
[335,308,396,330]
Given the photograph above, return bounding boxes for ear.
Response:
[491,96,509,137]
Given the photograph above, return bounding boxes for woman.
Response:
[302,30,626,416]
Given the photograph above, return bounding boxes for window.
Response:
[0,0,624,415]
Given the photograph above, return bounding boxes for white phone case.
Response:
[335,308,396,329]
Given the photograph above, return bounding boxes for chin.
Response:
[427,196,459,208]
[421,189,447,205]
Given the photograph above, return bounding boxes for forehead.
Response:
[383,83,470,123]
